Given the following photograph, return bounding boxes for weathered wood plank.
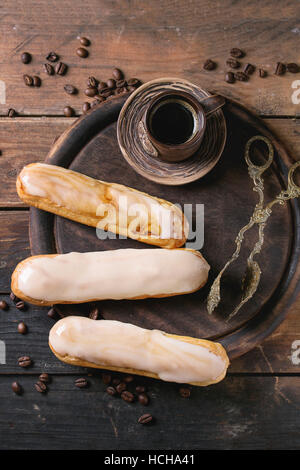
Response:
[0,0,300,116]
[0,375,299,449]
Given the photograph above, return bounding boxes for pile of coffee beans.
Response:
[203,47,299,84]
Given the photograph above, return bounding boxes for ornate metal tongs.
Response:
[207,135,300,320]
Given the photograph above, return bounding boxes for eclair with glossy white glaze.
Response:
[17,163,188,248]
[11,248,210,306]
[49,317,229,386]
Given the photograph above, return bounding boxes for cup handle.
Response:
[199,94,225,118]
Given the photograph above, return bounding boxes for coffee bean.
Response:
[116,79,127,88]
[79,37,90,47]
[127,78,140,87]
[17,321,27,335]
[121,390,135,403]
[76,47,88,58]
[55,62,68,75]
[123,375,134,383]
[12,381,22,395]
[100,89,113,98]
[226,58,240,69]
[287,63,299,73]
[115,86,128,95]
[235,71,248,81]
[136,385,146,393]
[259,68,267,78]
[46,52,59,62]
[128,85,137,92]
[47,307,58,319]
[23,74,33,86]
[138,393,149,405]
[179,387,191,398]
[39,373,50,383]
[112,378,121,386]
[0,300,8,311]
[112,68,123,80]
[21,52,31,64]
[107,78,116,89]
[116,382,127,394]
[225,71,235,83]
[18,356,32,368]
[10,292,19,303]
[82,102,91,114]
[98,81,108,90]
[43,63,54,75]
[203,59,216,71]
[63,106,74,117]
[230,48,245,58]
[87,76,98,87]
[89,306,99,320]
[16,301,26,311]
[275,62,286,76]
[85,86,97,97]
[138,413,153,424]
[90,98,100,108]
[53,305,66,318]
[106,386,117,396]
[75,377,88,388]
[8,108,16,117]
[64,84,77,95]
[102,373,111,385]
[33,75,41,87]
[243,63,255,75]
[35,381,47,393]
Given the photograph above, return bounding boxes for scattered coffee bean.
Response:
[106,386,117,396]
[138,413,153,424]
[33,75,41,87]
[102,373,111,385]
[17,321,27,335]
[76,47,88,58]
[128,85,137,92]
[112,68,123,80]
[46,52,59,62]
[138,393,149,405]
[12,381,22,395]
[84,86,97,97]
[21,52,32,64]
[107,78,116,89]
[230,47,244,58]
[89,306,99,320]
[226,58,240,69]
[55,62,68,75]
[116,382,127,394]
[121,390,135,403]
[116,79,127,88]
[63,106,74,117]
[112,378,121,386]
[235,71,248,81]
[75,377,88,388]
[97,95,106,102]
[259,68,267,78]
[43,63,54,75]
[243,63,255,75]
[225,71,235,83]
[35,380,47,393]
[90,98,101,108]
[98,81,108,90]
[10,292,19,303]
[87,76,98,87]
[16,301,26,311]
[136,385,146,393]
[287,62,299,73]
[79,37,90,47]
[203,59,216,71]
[53,305,66,318]
[179,387,191,398]
[275,62,286,76]
[18,356,32,368]
[115,86,128,95]
[82,102,91,114]
[23,74,33,86]
[64,84,77,95]
[47,307,58,319]
[123,375,134,383]
[127,78,140,87]
[39,373,50,383]
[0,300,8,311]
[8,108,16,117]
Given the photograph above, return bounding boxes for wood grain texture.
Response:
[0,375,300,449]
[0,0,300,116]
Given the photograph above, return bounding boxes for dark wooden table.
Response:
[1,0,300,450]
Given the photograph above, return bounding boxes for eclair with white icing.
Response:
[49,317,229,386]
[11,248,210,306]
[17,163,188,248]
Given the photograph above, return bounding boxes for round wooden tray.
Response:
[29,93,300,360]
